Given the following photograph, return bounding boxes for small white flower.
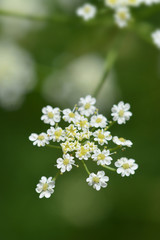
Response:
[114,7,131,28]
[76,144,91,160]
[93,129,112,145]
[152,30,160,49]
[62,108,80,123]
[78,95,96,116]
[90,114,107,128]
[56,154,75,173]
[65,124,77,138]
[75,116,89,130]
[86,171,109,191]
[36,176,55,199]
[76,130,92,141]
[47,127,65,142]
[127,0,141,6]
[86,141,98,152]
[113,136,133,147]
[104,0,120,8]
[111,101,132,124]
[76,3,97,21]
[29,133,49,147]
[61,141,75,153]
[41,105,61,126]
[92,149,113,166]
[115,157,138,177]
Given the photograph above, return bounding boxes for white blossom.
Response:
[47,127,65,142]
[76,3,97,21]
[62,108,80,123]
[41,106,61,126]
[92,149,113,165]
[29,133,49,147]
[56,154,75,173]
[75,144,91,160]
[90,114,107,128]
[93,129,112,145]
[115,157,138,177]
[36,176,55,198]
[113,136,133,147]
[152,30,160,49]
[75,116,89,130]
[114,7,131,28]
[111,101,132,124]
[86,171,109,191]
[78,95,96,117]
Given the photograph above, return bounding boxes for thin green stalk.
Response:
[101,165,116,172]
[93,49,118,98]
[81,160,90,175]
[52,171,60,181]
[109,145,122,152]
[46,144,61,150]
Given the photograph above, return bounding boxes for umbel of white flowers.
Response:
[76,1,160,28]
[29,95,138,199]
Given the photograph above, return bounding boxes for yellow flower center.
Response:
[84,103,91,109]
[79,146,88,157]
[48,112,54,118]
[98,133,105,139]
[67,126,76,136]
[97,154,105,160]
[69,112,75,118]
[42,183,48,191]
[119,137,126,142]
[108,0,118,4]
[84,6,91,13]
[118,12,127,20]
[93,177,100,183]
[128,0,136,3]
[63,158,69,165]
[96,118,102,123]
[122,163,130,169]
[38,135,45,141]
[118,110,124,117]
[54,129,62,139]
[79,120,88,128]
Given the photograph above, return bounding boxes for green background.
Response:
[0,1,160,240]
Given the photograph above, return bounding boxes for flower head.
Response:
[115,157,138,177]
[90,114,107,128]
[113,136,133,147]
[111,101,132,124]
[29,133,49,147]
[36,176,55,198]
[76,3,97,21]
[56,154,75,173]
[92,149,113,166]
[86,171,109,191]
[41,106,61,126]
[93,129,112,145]
[62,108,80,123]
[78,95,96,117]
[114,7,131,28]
[47,127,65,142]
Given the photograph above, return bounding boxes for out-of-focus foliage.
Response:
[0,0,160,240]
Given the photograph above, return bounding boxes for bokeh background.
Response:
[0,1,160,239]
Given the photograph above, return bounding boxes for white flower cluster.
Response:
[29,95,138,198]
[76,1,160,28]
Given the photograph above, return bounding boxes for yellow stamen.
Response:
[42,183,48,191]
[54,129,62,139]
[84,103,91,109]
[98,133,105,139]
[96,118,102,123]
[97,154,105,160]
[93,177,100,183]
[122,163,130,169]
[118,110,124,117]
[38,135,45,141]
[48,112,54,118]
[69,112,75,118]
[63,158,69,165]
[119,137,126,142]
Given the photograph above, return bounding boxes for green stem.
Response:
[46,144,61,150]
[93,49,118,98]
[109,145,122,152]
[81,160,90,175]
[52,171,60,181]
[101,165,116,172]
[107,121,115,130]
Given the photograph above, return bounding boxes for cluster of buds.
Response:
[76,1,160,28]
[29,95,138,198]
